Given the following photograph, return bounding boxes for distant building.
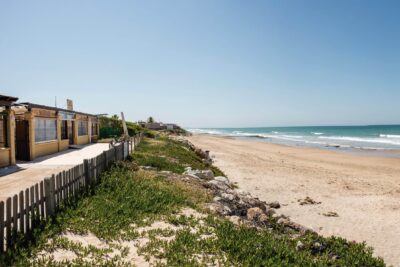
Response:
[138,121,181,131]
[144,122,166,130]
[165,123,179,130]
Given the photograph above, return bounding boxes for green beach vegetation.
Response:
[1,136,385,266]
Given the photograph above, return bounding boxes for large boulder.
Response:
[214,176,230,185]
[205,180,230,191]
[183,167,214,180]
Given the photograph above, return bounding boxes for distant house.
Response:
[139,121,181,131]
[165,123,179,130]
[144,122,166,130]
[0,95,101,168]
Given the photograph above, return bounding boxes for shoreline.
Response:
[195,133,400,159]
[187,134,400,266]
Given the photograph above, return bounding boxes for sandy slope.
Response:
[188,134,400,267]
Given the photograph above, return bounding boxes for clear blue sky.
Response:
[1,0,399,128]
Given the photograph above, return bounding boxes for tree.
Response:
[147,116,155,123]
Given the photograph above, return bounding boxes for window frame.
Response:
[78,120,88,136]
[34,117,57,144]
[0,112,8,148]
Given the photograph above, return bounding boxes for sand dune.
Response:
[188,134,400,267]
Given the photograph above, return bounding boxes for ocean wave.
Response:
[187,129,223,135]
[231,132,267,138]
[379,134,400,138]
[318,136,400,146]
[280,134,304,139]
[187,128,400,150]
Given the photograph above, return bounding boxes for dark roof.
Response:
[16,102,98,117]
[0,95,19,106]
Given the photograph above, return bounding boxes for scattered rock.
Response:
[322,211,339,217]
[246,207,264,221]
[184,168,214,180]
[220,192,235,202]
[277,217,290,225]
[264,207,276,216]
[214,176,230,185]
[207,202,231,215]
[272,213,281,219]
[298,197,321,205]
[268,201,281,209]
[329,254,339,260]
[213,196,222,202]
[258,214,269,223]
[205,180,230,191]
[312,242,325,253]
[141,166,158,171]
[296,241,305,251]
[226,216,242,225]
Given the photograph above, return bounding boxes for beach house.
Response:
[0,96,100,167]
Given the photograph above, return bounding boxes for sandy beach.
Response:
[188,134,400,266]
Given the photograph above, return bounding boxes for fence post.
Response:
[121,142,124,160]
[19,191,24,233]
[5,198,11,248]
[103,151,107,169]
[12,195,17,235]
[0,201,4,253]
[44,175,56,218]
[84,159,91,192]
[130,138,133,153]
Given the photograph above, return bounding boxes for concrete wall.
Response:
[77,135,90,145]
[0,148,11,167]
[91,135,99,142]
[34,141,59,159]
[59,139,69,152]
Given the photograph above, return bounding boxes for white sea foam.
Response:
[380,134,400,138]
[318,136,400,146]
[232,132,264,138]
[187,128,400,150]
[187,129,223,135]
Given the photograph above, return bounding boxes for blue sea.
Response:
[187,125,400,152]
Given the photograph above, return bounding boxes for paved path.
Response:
[0,143,110,202]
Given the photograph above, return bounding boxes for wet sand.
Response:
[188,134,400,266]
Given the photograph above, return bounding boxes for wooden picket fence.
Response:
[0,133,143,253]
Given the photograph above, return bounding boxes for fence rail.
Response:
[0,133,143,253]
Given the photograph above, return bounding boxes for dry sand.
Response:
[188,134,400,267]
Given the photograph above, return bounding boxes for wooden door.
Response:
[68,121,74,145]
[15,120,30,161]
